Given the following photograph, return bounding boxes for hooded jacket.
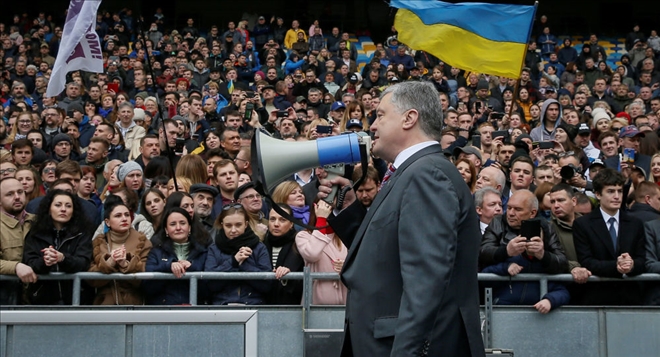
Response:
[530,99,562,142]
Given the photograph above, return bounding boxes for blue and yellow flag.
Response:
[391,0,536,78]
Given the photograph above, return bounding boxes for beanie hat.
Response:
[69,102,84,114]
[52,133,72,148]
[135,91,149,100]
[117,161,143,183]
[477,79,489,91]
[255,70,266,79]
[558,123,578,142]
[175,77,190,89]
[615,111,631,124]
[591,108,611,128]
[133,108,146,121]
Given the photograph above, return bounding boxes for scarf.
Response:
[99,107,113,118]
[107,229,130,251]
[173,242,191,261]
[215,226,260,256]
[290,205,310,224]
[265,228,296,248]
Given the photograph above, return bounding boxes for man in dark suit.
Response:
[319,81,484,356]
[573,168,646,305]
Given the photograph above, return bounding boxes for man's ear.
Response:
[402,109,418,130]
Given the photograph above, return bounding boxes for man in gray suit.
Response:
[320,81,485,356]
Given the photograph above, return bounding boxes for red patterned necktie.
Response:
[380,164,397,189]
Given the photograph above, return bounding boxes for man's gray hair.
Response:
[118,102,134,111]
[381,81,444,141]
[474,187,501,209]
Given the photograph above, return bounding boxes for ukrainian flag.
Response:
[391,0,536,78]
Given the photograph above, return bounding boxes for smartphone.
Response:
[520,219,542,240]
[539,141,554,150]
[492,130,509,139]
[276,110,288,118]
[472,135,481,148]
[491,112,505,120]
[244,103,254,121]
[175,138,186,153]
[107,83,119,93]
[475,101,482,112]
[458,102,466,110]
[246,91,255,99]
[622,148,635,164]
[316,125,333,134]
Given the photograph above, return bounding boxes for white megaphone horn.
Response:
[251,130,371,203]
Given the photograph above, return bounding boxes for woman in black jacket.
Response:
[264,204,305,305]
[22,190,93,304]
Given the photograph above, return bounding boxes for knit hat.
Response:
[135,91,149,100]
[69,102,84,114]
[133,108,146,122]
[615,112,631,124]
[255,70,266,79]
[117,161,143,183]
[52,133,72,148]
[176,77,190,89]
[477,79,489,91]
[591,108,611,128]
[557,123,578,142]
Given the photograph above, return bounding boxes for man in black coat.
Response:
[628,182,660,222]
[319,81,484,356]
[573,169,646,305]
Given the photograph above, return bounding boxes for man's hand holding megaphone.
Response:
[318,176,356,211]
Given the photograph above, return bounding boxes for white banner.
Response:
[46,0,104,98]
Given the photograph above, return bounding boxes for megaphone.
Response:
[251,130,370,202]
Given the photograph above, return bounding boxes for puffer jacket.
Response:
[144,236,210,305]
[88,229,152,305]
[205,241,272,305]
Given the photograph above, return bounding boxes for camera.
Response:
[560,164,582,181]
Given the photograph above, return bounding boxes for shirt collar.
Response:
[392,141,438,170]
[600,207,620,224]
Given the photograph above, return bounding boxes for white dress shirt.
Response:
[600,208,620,237]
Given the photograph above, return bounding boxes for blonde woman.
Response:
[306,118,330,140]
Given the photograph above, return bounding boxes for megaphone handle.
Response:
[323,171,340,204]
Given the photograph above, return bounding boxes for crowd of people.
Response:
[0,8,659,309]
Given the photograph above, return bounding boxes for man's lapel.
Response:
[343,144,443,266]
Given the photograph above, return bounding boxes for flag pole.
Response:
[508,1,539,127]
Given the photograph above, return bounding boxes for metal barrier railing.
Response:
[2,271,658,306]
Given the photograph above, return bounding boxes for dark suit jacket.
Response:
[329,145,485,357]
[573,209,646,304]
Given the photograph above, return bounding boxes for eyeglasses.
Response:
[234,157,248,163]
[558,151,575,158]
[43,167,56,174]
[222,203,243,210]
[239,193,261,201]
[0,168,17,175]
[18,120,32,124]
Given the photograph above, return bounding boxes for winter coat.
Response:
[93,214,154,240]
[295,230,347,305]
[88,229,152,305]
[265,231,305,305]
[205,240,272,305]
[22,226,93,304]
[115,122,146,161]
[0,212,35,275]
[144,236,209,305]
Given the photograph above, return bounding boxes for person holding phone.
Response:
[480,190,568,275]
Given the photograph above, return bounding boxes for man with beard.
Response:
[79,137,109,190]
[190,183,219,233]
[0,177,37,304]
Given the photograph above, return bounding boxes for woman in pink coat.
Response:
[295,200,348,305]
